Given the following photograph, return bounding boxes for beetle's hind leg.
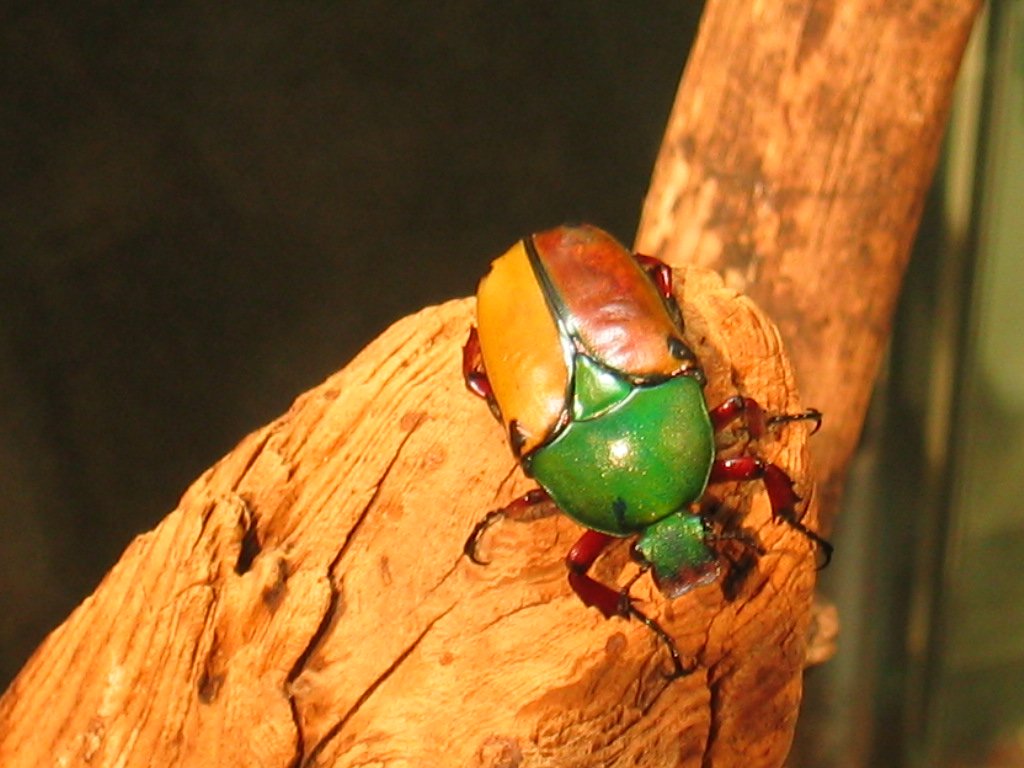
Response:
[462,326,505,422]
[463,488,555,565]
[632,253,675,301]
[567,529,690,679]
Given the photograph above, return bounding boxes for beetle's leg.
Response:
[709,457,833,567]
[709,396,765,434]
[768,407,823,435]
[463,488,552,565]
[709,396,822,438]
[567,529,689,679]
[632,253,674,301]
[462,327,493,401]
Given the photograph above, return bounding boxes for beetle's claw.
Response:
[463,527,491,565]
[464,541,490,566]
[775,505,834,570]
[814,538,835,570]
[624,602,691,681]
[803,408,824,434]
[463,510,505,565]
[767,407,822,435]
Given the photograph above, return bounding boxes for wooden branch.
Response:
[0,1,981,766]
[637,0,982,518]
[0,272,818,766]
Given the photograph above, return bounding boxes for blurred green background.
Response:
[2,3,1023,767]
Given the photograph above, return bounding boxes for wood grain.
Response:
[0,269,819,766]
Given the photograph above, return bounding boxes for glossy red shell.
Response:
[529,225,687,379]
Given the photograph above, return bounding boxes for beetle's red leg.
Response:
[462,327,493,401]
[709,396,821,438]
[565,530,621,617]
[632,253,674,301]
[463,488,553,565]
[709,396,765,434]
[567,529,689,678]
[709,457,833,567]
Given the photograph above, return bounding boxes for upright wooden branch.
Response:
[637,0,982,518]
[0,2,980,766]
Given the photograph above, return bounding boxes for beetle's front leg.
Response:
[709,457,833,567]
[463,488,554,565]
[462,327,493,400]
[566,529,689,679]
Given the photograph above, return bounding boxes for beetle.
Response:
[462,224,832,677]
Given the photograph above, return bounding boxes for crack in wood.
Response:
[699,660,723,768]
[284,420,424,765]
[302,605,456,766]
[234,497,261,575]
[229,429,276,494]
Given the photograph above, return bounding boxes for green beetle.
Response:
[462,224,830,676]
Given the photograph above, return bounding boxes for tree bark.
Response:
[0,1,981,766]
[637,0,982,520]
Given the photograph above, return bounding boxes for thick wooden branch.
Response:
[0,1,980,766]
[0,270,819,766]
[637,0,982,518]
